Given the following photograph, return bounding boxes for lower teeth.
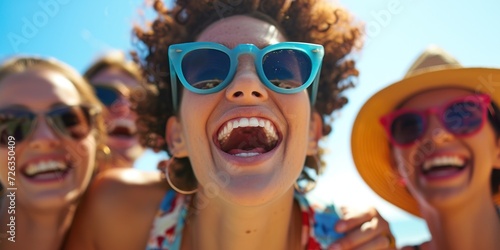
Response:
[234,152,259,157]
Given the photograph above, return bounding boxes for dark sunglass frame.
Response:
[0,105,100,146]
[168,42,324,111]
[380,93,491,147]
[92,84,128,107]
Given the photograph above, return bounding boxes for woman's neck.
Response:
[0,199,77,250]
[183,188,302,250]
[421,191,500,250]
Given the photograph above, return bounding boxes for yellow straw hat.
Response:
[351,46,500,217]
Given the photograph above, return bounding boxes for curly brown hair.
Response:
[132,0,363,190]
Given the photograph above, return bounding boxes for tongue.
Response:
[28,170,67,181]
[221,127,275,153]
[227,148,266,155]
[424,166,463,178]
[109,126,132,138]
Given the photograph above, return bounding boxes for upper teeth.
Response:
[217,117,278,142]
[423,156,465,171]
[107,118,137,133]
[24,160,68,176]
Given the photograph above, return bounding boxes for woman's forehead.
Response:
[196,15,286,47]
[399,87,474,109]
[0,68,81,109]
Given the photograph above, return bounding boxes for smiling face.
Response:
[167,15,316,206]
[0,68,96,210]
[391,88,500,208]
[89,67,143,167]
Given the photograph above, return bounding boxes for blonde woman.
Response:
[0,57,106,250]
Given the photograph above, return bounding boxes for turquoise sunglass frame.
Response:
[168,42,324,111]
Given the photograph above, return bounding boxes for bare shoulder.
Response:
[97,167,166,186]
[400,246,416,250]
[400,241,428,250]
[83,168,167,210]
[65,169,169,250]
[94,168,166,196]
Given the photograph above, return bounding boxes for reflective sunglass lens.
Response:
[391,113,425,145]
[49,107,92,140]
[442,100,484,135]
[182,49,230,90]
[94,86,119,106]
[0,111,34,145]
[263,49,312,89]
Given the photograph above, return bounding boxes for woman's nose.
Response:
[28,117,60,150]
[225,57,269,104]
[108,95,132,117]
[427,116,455,145]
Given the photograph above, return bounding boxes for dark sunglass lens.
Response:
[391,113,425,145]
[443,100,484,135]
[49,107,92,140]
[262,49,312,89]
[94,86,119,106]
[181,49,230,90]
[0,110,34,145]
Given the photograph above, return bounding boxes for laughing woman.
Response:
[352,47,500,250]
[0,57,105,250]
[84,52,146,170]
[65,1,395,249]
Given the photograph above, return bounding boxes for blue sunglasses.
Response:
[168,42,324,111]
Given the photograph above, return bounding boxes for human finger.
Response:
[340,232,396,250]
[335,207,379,233]
[330,208,394,250]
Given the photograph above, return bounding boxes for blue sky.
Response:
[2,0,500,247]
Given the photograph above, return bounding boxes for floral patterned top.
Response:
[146,189,343,250]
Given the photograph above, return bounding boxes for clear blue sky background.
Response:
[2,0,500,247]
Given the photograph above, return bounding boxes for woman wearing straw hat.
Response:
[352,46,500,250]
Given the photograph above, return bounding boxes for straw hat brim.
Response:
[351,67,500,217]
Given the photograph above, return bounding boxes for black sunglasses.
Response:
[92,85,128,107]
[0,105,100,146]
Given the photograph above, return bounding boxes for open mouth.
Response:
[22,159,72,182]
[421,155,468,179]
[107,119,137,138]
[216,117,280,157]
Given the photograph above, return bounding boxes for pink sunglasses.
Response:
[380,94,491,147]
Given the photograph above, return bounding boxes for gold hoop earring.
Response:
[94,145,111,174]
[294,178,317,194]
[95,145,111,162]
[295,155,320,193]
[164,158,198,195]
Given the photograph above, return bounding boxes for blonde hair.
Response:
[84,51,143,84]
[0,56,107,153]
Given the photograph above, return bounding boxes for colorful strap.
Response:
[146,189,190,250]
[294,192,344,249]
[146,190,343,250]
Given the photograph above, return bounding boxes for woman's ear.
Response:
[165,116,188,158]
[493,136,500,169]
[306,111,323,156]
